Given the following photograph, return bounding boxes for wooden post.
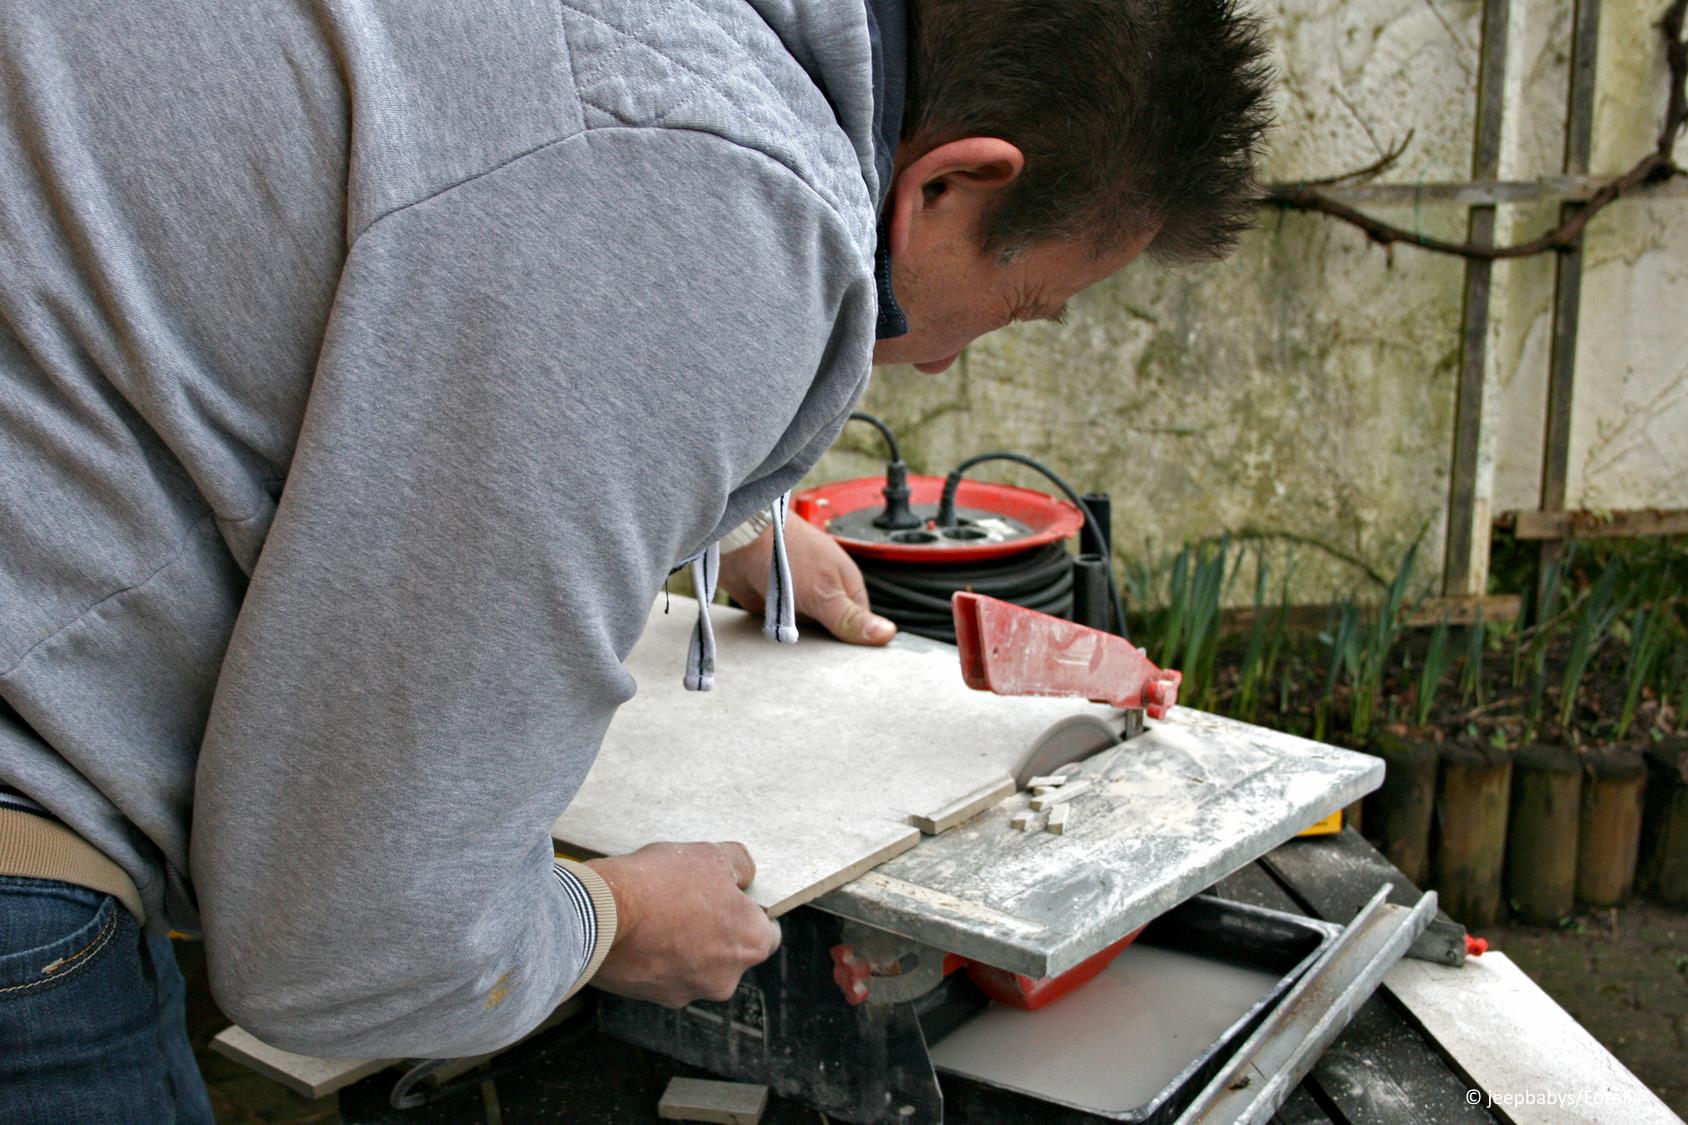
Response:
[1504,742,1581,923]
[1441,0,1511,599]
[1637,738,1688,907]
[1576,745,1647,907]
[1534,0,1600,620]
[1365,733,1439,887]
[1434,740,1513,928]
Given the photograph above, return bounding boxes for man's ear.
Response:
[885,137,1024,257]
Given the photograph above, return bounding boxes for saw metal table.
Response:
[574,702,1420,1124]
[326,832,1515,1125]
[305,827,1683,1123]
[320,697,1488,1125]
[229,700,1679,1123]
[812,706,1384,981]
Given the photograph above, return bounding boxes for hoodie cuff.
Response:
[716,510,773,554]
[553,859,619,997]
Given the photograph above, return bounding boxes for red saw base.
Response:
[962,927,1147,1010]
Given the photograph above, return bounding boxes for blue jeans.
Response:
[0,876,215,1124]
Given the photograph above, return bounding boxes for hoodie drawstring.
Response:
[682,494,800,692]
[684,542,720,691]
[765,493,799,645]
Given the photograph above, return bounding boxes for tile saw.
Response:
[598,594,1443,1124]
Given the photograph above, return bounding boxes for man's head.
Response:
[873,0,1274,371]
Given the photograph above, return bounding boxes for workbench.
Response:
[215,607,1675,1123]
[321,828,1678,1124]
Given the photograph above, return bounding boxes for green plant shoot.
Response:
[1460,607,1485,708]
[1557,564,1626,734]
[1415,619,1451,729]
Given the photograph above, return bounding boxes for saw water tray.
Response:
[923,895,1339,1124]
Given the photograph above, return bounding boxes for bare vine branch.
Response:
[1261,0,1688,261]
[1292,130,1414,188]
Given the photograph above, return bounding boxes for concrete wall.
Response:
[1486,0,1688,540]
[807,0,1687,603]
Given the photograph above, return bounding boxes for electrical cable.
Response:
[856,542,1075,645]
[846,411,919,530]
[935,451,1129,640]
[847,411,902,462]
[828,426,1126,643]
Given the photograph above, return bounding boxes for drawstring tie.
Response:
[683,543,720,691]
[683,493,800,692]
[764,493,799,645]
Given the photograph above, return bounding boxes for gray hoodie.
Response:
[0,0,885,1057]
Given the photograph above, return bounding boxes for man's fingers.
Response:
[761,916,783,958]
[716,841,757,889]
[822,595,897,647]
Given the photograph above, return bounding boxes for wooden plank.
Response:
[1272,1085,1339,1124]
[212,997,586,1101]
[1222,596,1520,633]
[1211,864,1500,1124]
[209,1025,391,1100]
[1386,952,1679,1124]
[1215,851,1505,1121]
[1258,829,1468,967]
[1221,851,1565,1125]
[1310,996,1500,1124]
[1504,508,1688,540]
[1402,596,1521,628]
[553,597,1117,917]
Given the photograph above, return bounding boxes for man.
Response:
[0,0,1269,1115]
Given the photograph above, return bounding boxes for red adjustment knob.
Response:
[1143,671,1182,719]
[829,944,871,1005]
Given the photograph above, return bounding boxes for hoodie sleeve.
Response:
[191,127,874,1059]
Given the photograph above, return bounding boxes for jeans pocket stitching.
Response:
[0,899,121,997]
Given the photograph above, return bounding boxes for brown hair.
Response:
[905,0,1274,264]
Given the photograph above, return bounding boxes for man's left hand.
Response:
[718,514,896,646]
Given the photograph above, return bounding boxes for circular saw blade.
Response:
[1013,714,1121,788]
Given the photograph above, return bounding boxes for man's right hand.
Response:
[583,842,781,1007]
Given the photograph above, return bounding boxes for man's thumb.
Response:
[823,594,897,646]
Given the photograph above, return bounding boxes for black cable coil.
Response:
[856,542,1075,645]
[840,416,1125,645]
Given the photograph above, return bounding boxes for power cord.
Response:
[935,451,1128,640]
[847,412,920,530]
[856,543,1075,645]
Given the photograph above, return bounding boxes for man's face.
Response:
[871,229,1152,373]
